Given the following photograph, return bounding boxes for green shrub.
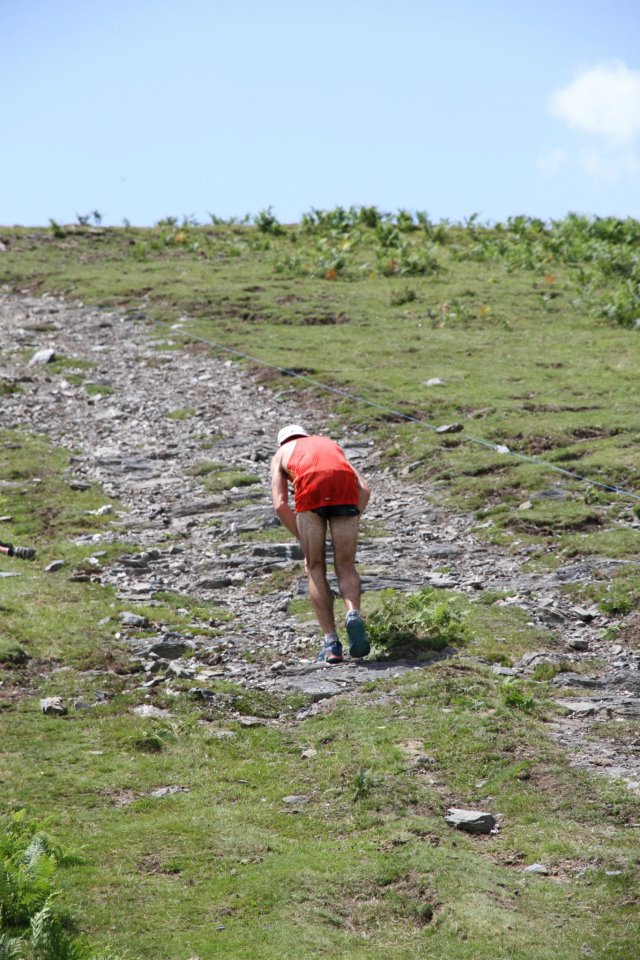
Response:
[501,682,536,712]
[599,592,635,616]
[254,207,284,236]
[367,588,468,659]
[0,815,61,928]
[601,280,640,328]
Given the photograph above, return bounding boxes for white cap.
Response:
[277,424,309,446]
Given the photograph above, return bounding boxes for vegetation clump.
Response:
[367,587,469,659]
[0,811,94,960]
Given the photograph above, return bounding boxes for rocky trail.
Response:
[2,293,640,791]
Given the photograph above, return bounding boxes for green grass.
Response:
[3,665,640,960]
[2,212,640,958]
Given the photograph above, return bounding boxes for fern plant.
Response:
[367,588,469,659]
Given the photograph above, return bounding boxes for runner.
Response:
[270,424,370,664]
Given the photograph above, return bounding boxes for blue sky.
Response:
[2,0,639,226]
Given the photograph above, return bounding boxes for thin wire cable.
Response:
[152,318,640,502]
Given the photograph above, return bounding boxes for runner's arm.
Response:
[270,454,299,538]
[354,469,371,514]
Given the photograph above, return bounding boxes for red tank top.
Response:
[287,436,358,512]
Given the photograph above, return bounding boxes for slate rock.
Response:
[533,487,567,501]
[147,639,190,660]
[435,423,463,434]
[120,611,149,628]
[165,661,195,678]
[196,576,234,590]
[45,560,66,573]
[445,808,496,834]
[132,704,171,718]
[567,638,590,652]
[524,863,550,875]
[571,607,596,623]
[29,348,56,366]
[189,687,216,701]
[251,543,304,561]
[40,696,67,717]
[149,785,190,798]
[287,678,344,701]
[425,543,463,559]
[171,498,224,518]
[283,795,310,804]
[550,672,601,689]
[535,606,567,627]
[555,698,608,718]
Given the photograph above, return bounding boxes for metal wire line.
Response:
[151,317,640,503]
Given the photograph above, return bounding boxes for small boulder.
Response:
[147,639,190,659]
[445,808,497,834]
[40,696,67,717]
[29,348,56,366]
[120,611,149,628]
[435,423,463,434]
[132,704,170,719]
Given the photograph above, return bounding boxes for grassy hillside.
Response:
[1,210,640,959]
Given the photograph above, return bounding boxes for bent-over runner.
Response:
[270,424,371,664]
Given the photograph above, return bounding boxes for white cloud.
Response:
[550,62,640,143]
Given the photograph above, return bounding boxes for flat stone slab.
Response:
[445,808,497,834]
[149,785,190,798]
[147,639,192,659]
[286,678,344,701]
[132,705,171,719]
[555,698,611,717]
[120,611,149,627]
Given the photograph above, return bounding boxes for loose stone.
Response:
[40,696,67,716]
[445,808,497,834]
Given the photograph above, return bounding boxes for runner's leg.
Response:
[328,515,361,613]
[296,510,337,635]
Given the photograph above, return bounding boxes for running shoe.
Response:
[316,638,343,664]
[346,611,370,658]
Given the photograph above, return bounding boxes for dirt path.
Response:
[2,292,639,790]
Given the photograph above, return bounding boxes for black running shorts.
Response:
[310,504,360,520]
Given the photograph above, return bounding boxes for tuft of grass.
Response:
[501,681,537,712]
[165,406,197,420]
[0,639,30,665]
